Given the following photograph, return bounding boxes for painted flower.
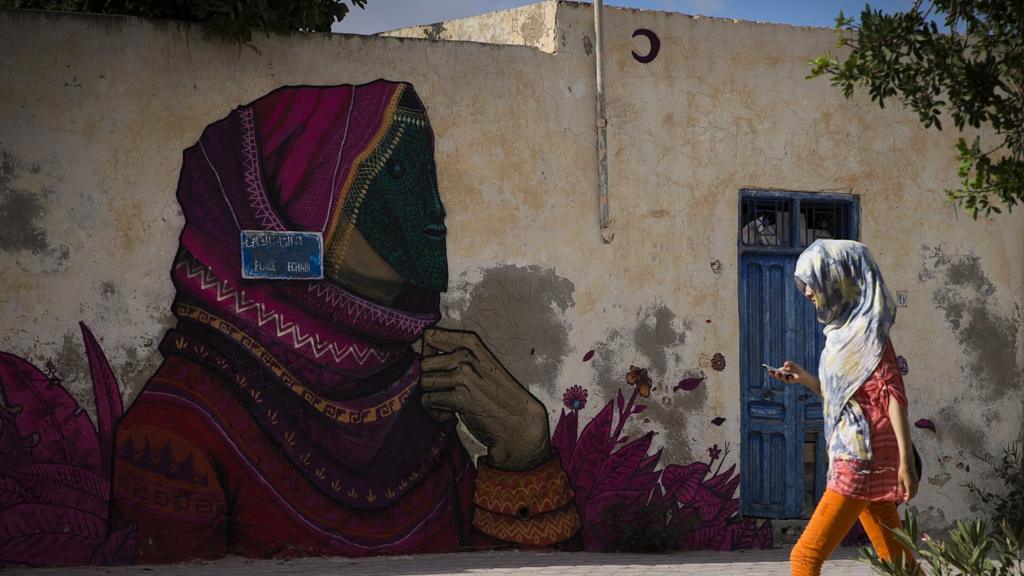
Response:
[562,385,588,412]
[711,353,727,372]
[626,365,652,398]
[896,355,909,375]
[708,444,722,462]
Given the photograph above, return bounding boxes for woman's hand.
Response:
[419,327,551,472]
[898,459,919,502]
[768,361,821,396]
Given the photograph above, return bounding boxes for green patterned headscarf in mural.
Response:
[795,240,897,464]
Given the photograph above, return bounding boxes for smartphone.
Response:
[762,363,793,377]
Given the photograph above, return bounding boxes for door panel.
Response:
[740,255,800,517]
[740,255,827,518]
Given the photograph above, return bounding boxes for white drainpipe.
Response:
[593,0,614,243]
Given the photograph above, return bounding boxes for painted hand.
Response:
[898,461,919,502]
[420,327,551,472]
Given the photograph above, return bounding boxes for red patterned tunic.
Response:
[827,341,909,502]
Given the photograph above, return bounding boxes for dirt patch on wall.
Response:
[444,264,575,395]
[590,304,700,465]
[920,245,1022,403]
[0,148,50,254]
[0,146,72,271]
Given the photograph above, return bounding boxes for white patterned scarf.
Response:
[795,240,896,464]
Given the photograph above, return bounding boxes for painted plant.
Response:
[0,323,135,567]
[552,365,772,552]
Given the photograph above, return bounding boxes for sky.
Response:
[331,0,918,35]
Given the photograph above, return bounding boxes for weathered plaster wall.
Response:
[382,1,558,53]
[551,1,1024,529]
[1,1,1021,543]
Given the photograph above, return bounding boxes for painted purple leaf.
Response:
[0,502,107,565]
[915,419,936,432]
[0,352,100,473]
[6,463,110,518]
[616,389,625,411]
[704,464,740,496]
[692,484,729,521]
[0,477,29,511]
[0,533,103,566]
[715,497,740,522]
[674,377,703,392]
[89,523,136,566]
[568,401,615,501]
[592,432,654,495]
[0,409,32,468]
[632,403,647,414]
[583,350,595,362]
[627,470,662,493]
[684,524,729,551]
[80,322,123,477]
[551,409,578,462]
[580,488,650,551]
[711,416,726,426]
[637,449,663,475]
[725,520,764,550]
[662,461,710,503]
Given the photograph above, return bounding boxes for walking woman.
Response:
[768,240,919,576]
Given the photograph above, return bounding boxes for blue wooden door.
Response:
[738,190,856,518]
[740,255,827,518]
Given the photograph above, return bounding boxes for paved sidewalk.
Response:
[7,548,871,576]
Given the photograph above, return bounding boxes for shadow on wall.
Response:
[0,80,771,567]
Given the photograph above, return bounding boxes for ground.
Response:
[8,548,870,575]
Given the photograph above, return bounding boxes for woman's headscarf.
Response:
[795,240,896,462]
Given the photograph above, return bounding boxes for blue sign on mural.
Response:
[240,230,324,280]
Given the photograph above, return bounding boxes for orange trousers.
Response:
[790,489,915,576]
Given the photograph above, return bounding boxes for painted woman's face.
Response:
[354,88,448,293]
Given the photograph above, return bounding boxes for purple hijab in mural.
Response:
[166,80,452,507]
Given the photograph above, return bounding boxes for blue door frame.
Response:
[738,189,859,518]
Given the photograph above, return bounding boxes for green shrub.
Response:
[861,509,1023,576]
[966,431,1024,536]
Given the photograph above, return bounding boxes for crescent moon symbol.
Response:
[631,28,660,64]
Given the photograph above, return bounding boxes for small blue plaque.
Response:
[240,230,324,280]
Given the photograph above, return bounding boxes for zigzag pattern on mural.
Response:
[472,507,581,546]
[238,107,285,231]
[474,487,572,517]
[175,259,389,366]
[305,283,434,337]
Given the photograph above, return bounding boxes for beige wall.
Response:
[382,1,559,53]
[1,3,1021,534]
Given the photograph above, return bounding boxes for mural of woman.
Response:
[109,81,580,562]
